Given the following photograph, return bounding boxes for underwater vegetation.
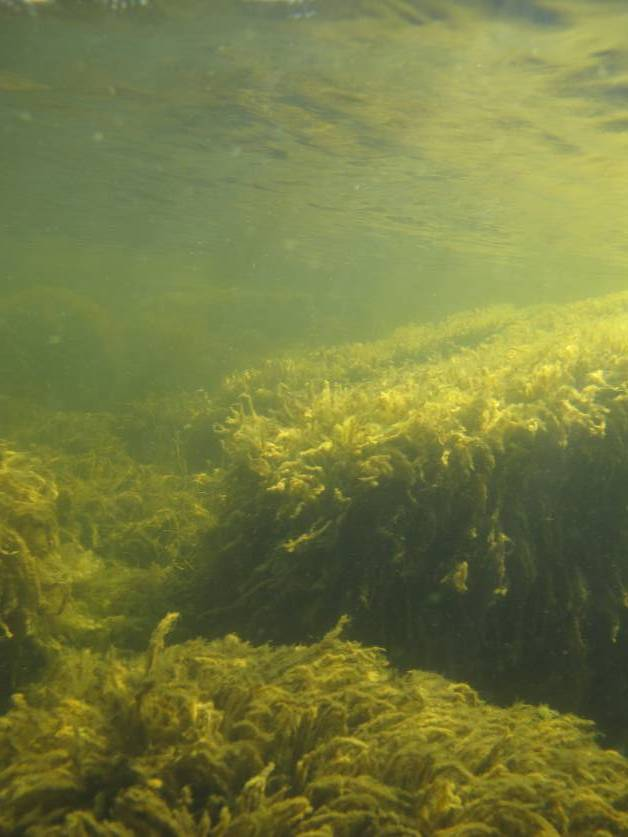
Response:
[0,443,63,700]
[177,291,628,744]
[2,613,628,836]
[0,400,213,708]
[6,291,628,832]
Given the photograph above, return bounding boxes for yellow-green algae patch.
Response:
[7,292,628,763]
[0,406,213,707]
[0,443,102,702]
[1,614,628,836]
[177,292,628,741]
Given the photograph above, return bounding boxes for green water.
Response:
[6,7,628,818]
[2,0,628,406]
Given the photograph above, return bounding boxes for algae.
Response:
[2,616,628,835]
[4,292,628,830]
[0,396,215,707]
[178,292,628,743]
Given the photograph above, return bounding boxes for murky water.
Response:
[2,0,628,403]
[5,7,628,819]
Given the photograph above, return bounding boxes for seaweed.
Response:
[178,292,628,743]
[1,617,628,835]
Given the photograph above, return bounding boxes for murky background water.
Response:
[2,0,628,406]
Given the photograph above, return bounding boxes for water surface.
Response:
[2,0,628,403]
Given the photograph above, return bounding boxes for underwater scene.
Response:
[4,0,628,833]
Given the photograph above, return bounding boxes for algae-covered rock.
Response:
[179,292,628,742]
[1,614,628,835]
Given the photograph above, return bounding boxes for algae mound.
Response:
[2,614,628,836]
[179,292,628,742]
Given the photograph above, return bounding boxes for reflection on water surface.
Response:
[2,0,628,400]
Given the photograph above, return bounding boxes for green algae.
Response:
[4,293,628,831]
[2,615,628,835]
[177,292,628,741]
